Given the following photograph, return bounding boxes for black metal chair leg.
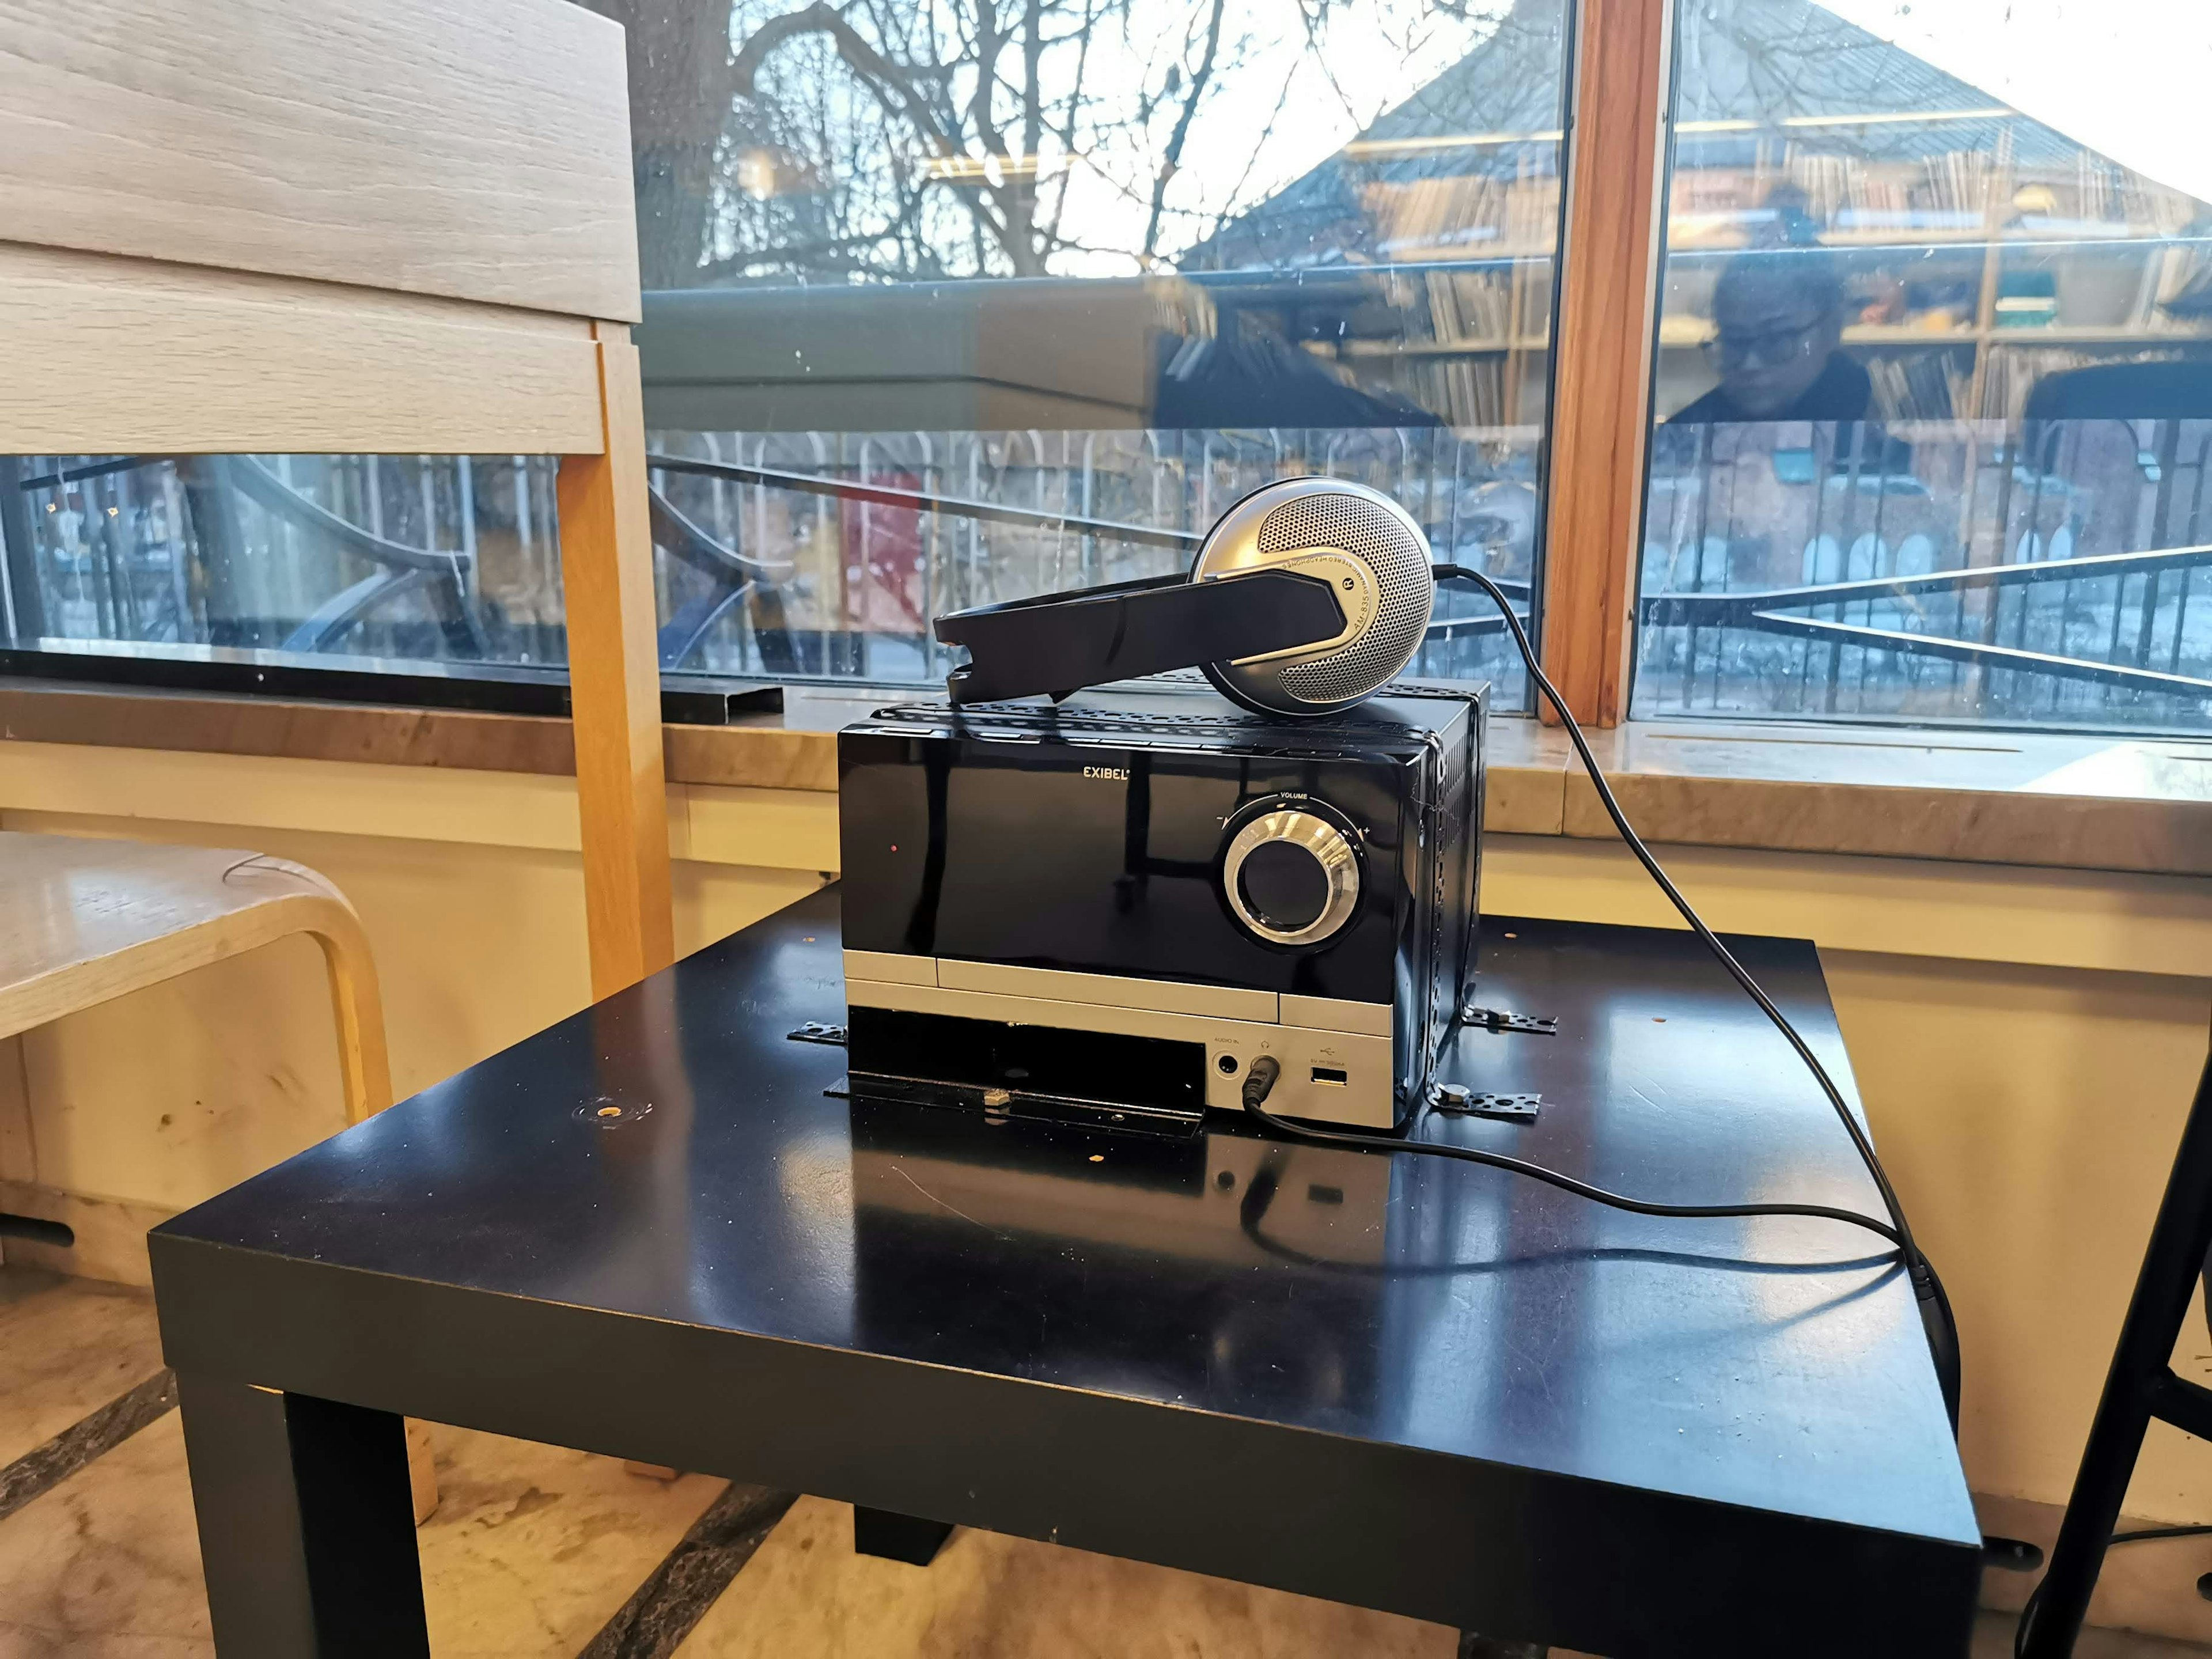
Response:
[2020,1044,2212,1657]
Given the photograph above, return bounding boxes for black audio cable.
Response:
[1238,565,1960,1426]
[1239,1056,1903,1245]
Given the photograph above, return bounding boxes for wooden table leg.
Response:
[404,1418,440,1524]
[176,1373,429,1657]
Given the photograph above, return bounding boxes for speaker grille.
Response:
[1256,490,1431,703]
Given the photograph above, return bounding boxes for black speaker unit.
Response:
[838,685,1483,1132]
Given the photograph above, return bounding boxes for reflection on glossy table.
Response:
[150,887,1980,1658]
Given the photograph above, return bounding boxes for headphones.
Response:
[934,477,1438,718]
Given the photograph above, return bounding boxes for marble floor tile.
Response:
[0,1411,207,1659]
[414,1422,724,1658]
[0,1266,163,1469]
[2,1252,2207,1659]
[0,1357,721,1659]
[674,1495,1461,1659]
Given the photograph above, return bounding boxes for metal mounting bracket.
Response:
[1460,1006,1558,1036]
[1430,1083,1541,1123]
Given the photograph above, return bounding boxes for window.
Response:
[0,454,578,709]
[3,3,1569,711]
[619,0,1573,707]
[1635,0,2212,730]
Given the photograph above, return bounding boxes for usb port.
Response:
[1310,1066,1348,1086]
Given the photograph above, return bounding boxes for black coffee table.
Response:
[150,887,1980,1657]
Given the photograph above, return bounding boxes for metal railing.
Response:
[637,427,1541,704]
[11,418,2211,732]
[1635,418,2212,728]
[2,430,1541,707]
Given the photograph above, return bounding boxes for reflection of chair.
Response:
[17,452,501,658]
[645,478,801,671]
[215,456,490,658]
[142,454,491,657]
[18,449,804,668]
[2024,359,2212,423]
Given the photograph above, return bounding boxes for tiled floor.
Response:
[1,1261,2205,1659]
[0,1268,165,1469]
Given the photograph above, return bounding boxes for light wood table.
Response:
[1,833,390,1117]
[0,830,435,1520]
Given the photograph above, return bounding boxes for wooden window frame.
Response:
[1540,0,1675,727]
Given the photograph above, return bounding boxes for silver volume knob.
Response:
[1222,808,1361,946]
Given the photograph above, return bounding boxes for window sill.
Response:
[1,679,2207,878]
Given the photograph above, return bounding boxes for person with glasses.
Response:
[1669,247,1872,425]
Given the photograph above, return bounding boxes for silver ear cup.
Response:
[1190,478,1434,717]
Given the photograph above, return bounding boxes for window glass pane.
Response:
[612,0,1571,707]
[1636,0,2212,730]
[0,4,1569,710]
[1,454,570,697]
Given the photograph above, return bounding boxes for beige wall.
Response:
[5,743,2211,1589]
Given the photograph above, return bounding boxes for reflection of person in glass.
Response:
[1669,249,1870,425]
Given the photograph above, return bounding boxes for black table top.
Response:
[152,888,1980,1656]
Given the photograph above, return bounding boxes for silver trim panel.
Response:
[1280,994,1393,1037]
[842,949,936,987]
[937,959,1276,1022]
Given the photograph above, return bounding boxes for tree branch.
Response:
[732,0,1047,274]
[733,2,958,157]
[1141,0,1230,266]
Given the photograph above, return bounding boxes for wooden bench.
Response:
[0,831,440,1520]
[0,833,391,1124]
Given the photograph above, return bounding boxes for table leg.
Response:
[853,1504,955,1566]
[1457,1636,1547,1658]
[176,1373,430,1658]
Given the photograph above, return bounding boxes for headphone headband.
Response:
[934,478,1434,717]
[937,566,1346,706]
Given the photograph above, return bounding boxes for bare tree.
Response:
[585,0,748,288]
[588,0,1537,287]
[586,0,1359,285]
[722,0,1252,279]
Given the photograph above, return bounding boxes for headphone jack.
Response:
[1241,1055,1281,1112]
